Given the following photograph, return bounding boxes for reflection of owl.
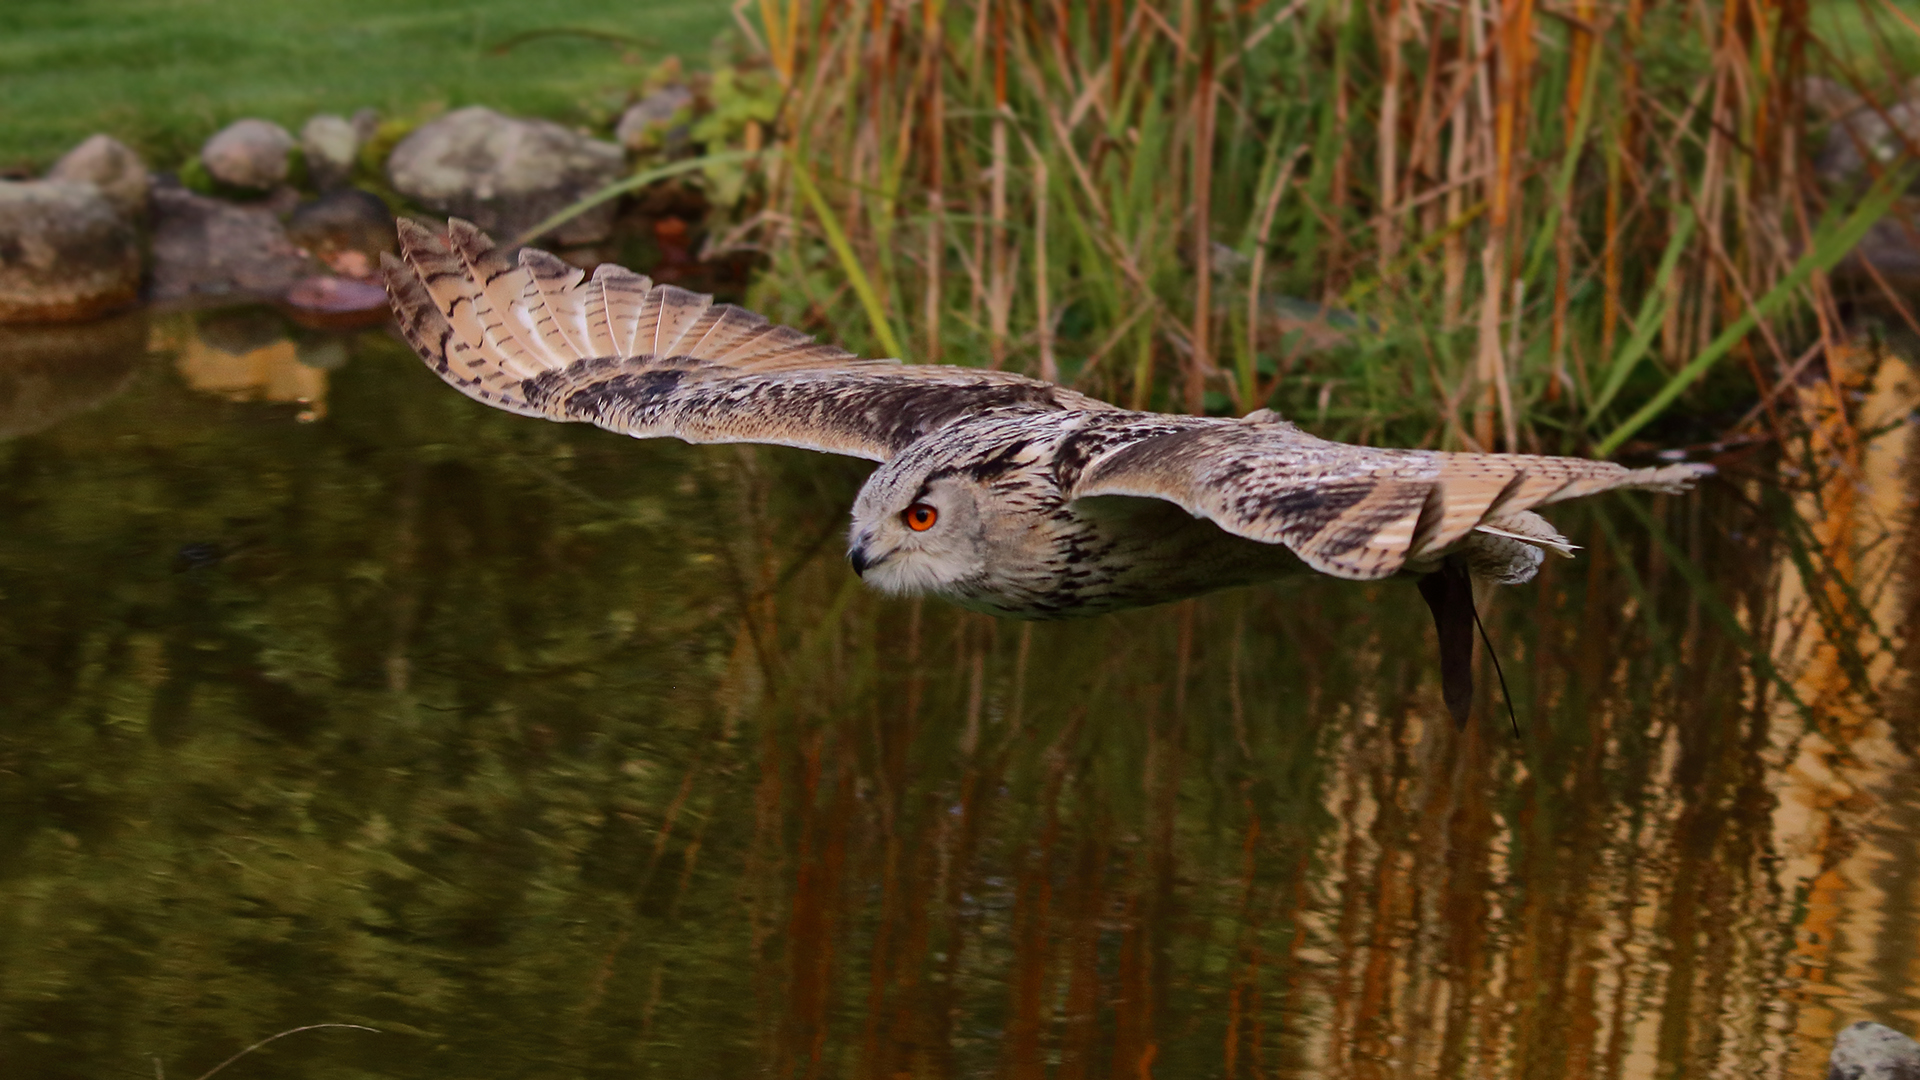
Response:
[387,221,1710,722]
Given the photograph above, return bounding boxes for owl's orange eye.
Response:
[904,503,938,531]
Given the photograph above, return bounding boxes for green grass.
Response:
[0,0,734,169]
[1811,0,1920,86]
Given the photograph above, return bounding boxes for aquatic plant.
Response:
[721,0,1912,454]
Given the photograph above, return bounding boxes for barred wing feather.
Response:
[383,218,1114,461]
[1069,418,1711,581]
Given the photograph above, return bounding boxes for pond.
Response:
[1,307,1915,1079]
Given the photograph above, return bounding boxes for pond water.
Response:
[1,308,1916,1080]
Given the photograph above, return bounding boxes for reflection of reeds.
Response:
[1765,345,1920,1074]
[12,330,1916,1077]
[735,0,1903,450]
[665,427,1909,1077]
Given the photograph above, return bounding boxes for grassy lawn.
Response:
[4,0,1904,173]
[1,0,734,169]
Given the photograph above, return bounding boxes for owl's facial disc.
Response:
[848,472,987,596]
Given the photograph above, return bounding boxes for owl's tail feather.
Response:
[1391,456,1712,585]
[1403,457,1708,569]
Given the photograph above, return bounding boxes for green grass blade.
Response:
[1596,168,1910,455]
[1584,207,1695,425]
[791,157,908,360]
[1340,202,1486,308]
[1521,50,1602,285]
[511,148,771,247]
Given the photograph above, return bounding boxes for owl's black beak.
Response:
[848,541,892,578]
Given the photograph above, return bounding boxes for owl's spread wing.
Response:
[1068,416,1711,581]
[384,219,1113,461]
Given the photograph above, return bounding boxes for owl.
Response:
[384,220,1711,726]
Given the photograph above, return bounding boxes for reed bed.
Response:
[718,0,1909,453]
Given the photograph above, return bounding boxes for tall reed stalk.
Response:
[730,0,1902,452]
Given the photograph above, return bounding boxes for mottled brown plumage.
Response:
[385,219,1711,717]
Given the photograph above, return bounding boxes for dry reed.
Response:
[728,0,1910,452]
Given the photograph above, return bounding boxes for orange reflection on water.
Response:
[709,360,1919,1078]
[1770,344,1920,1078]
[4,318,1916,1080]
[155,315,327,420]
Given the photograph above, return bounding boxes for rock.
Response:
[1828,1021,1920,1080]
[300,114,360,190]
[201,118,295,191]
[286,188,394,279]
[0,180,142,323]
[351,107,382,145]
[1805,77,1865,122]
[149,182,313,302]
[1845,201,1920,283]
[1816,93,1920,296]
[616,85,695,152]
[386,106,625,245]
[1817,97,1920,190]
[281,275,390,330]
[0,310,146,439]
[283,275,385,313]
[45,135,149,220]
[259,184,304,217]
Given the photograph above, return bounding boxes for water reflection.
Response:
[159,310,348,422]
[0,316,1913,1080]
[1769,342,1920,1077]
[0,311,145,439]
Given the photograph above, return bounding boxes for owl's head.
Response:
[846,446,992,597]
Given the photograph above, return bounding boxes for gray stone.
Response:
[286,188,394,279]
[282,275,388,315]
[351,107,382,144]
[386,106,625,245]
[1830,1021,1920,1080]
[1805,77,1865,122]
[1817,98,1920,190]
[46,135,149,220]
[202,118,295,191]
[149,182,313,302]
[300,114,360,190]
[0,180,142,324]
[1846,203,1920,282]
[616,85,695,151]
[0,309,146,439]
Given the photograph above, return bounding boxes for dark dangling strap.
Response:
[1469,592,1521,739]
[1417,557,1521,738]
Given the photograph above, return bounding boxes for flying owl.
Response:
[384,219,1710,725]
